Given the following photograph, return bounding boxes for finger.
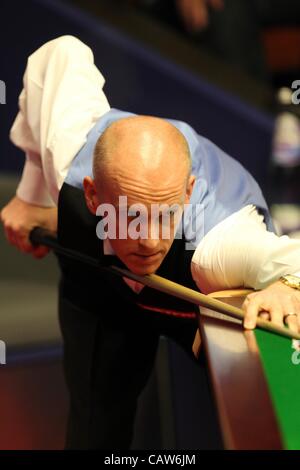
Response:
[4,224,25,251]
[243,299,261,329]
[16,229,36,253]
[9,228,28,252]
[5,224,34,253]
[285,314,299,334]
[31,245,50,259]
[259,311,270,321]
[242,292,257,307]
[283,296,299,331]
[269,306,285,328]
[18,235,34,253]
[282,294,298,312]
[5,226,17,247]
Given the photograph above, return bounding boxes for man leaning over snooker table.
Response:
[1,35,300,449]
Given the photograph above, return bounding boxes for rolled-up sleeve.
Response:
[191,204,300,293]
[16,154,55,206]
[10,35,110,206]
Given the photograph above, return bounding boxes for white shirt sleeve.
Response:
[191,204,300,294]
[10,35,110,207]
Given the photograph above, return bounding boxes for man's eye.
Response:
[158,211,176,223]
[163,210,176,217]
[127,210,142,221]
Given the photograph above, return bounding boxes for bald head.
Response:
[92,115,191,199]
[83,115,196,275]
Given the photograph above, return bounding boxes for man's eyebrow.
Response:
[114,202,182,211]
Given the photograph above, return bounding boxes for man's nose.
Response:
[138,236,160,251]
[138,223,160,252]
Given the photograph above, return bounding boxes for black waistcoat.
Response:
[57,183,199,318]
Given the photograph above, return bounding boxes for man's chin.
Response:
[129,265,157,276]
[122,253,166,276]
[125,260,160,276]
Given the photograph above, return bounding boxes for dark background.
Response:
[0,0,277,190]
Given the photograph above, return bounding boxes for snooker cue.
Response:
[29,227,300,341]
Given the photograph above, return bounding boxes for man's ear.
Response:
[185,174,196,204]
[83,176,100,215]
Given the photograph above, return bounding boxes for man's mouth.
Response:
[132,252,161,261]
